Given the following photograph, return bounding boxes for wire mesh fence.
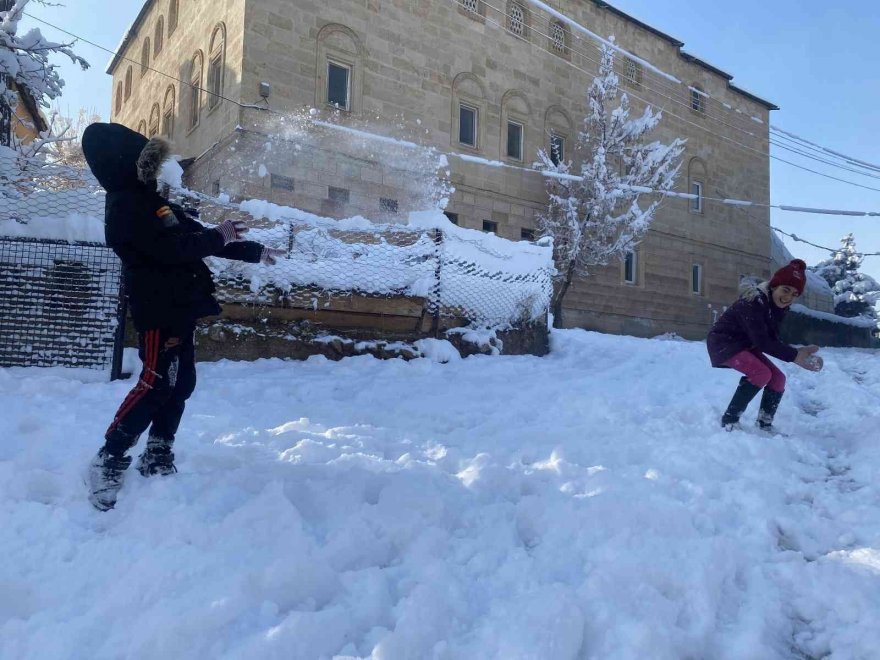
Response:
[0,150,124,373]
[0,237,125,372]
[0,146,552,374]
[202,202,554,328]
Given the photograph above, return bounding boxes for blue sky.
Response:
[24,0,880,280]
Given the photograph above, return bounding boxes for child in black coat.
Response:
[82,123,283,510]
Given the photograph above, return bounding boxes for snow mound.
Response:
[3,330,880,658]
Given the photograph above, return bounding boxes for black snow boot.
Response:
[88,448,132,511]
[756,388,784,433]
[721,377,762,431]
[135,436,177,477]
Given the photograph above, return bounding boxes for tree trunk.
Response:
[551,262,576,329]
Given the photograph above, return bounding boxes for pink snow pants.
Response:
[724,350,786,393]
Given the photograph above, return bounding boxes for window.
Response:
[211,180,221,196]
[458,0,482,16]
[154,17,164,56]
[140,38,151,77]
[550,134,565,165]
[148,103,160,138]
[271,174,294,191]
[690,181,703,213]
[207,25,225,110]
[691,86,706,113]
[506,120,523,160]
[162,85,175,137]
[169,0,179,35]
[692,264,703,295]
[443,211,459,225]
[124,67,132,100]
[520,227,536,241]
[624,251,637,284]
[482,219,498,233]
[508,2,526,36]
[137,119,147,135]
[327,61,351,110]
[188,52,202,129]
[550,20,568,54]
[623,57,643,87]
[380,198,399,213]
[459,104,478,147]
[329,186,350,203]
[115,83,123,114]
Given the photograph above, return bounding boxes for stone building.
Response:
[108,0,777,339]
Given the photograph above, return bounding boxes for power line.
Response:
[464,0,880,194]
[23,9,880,213]
[772,226,880,258]
[474,0,880,186]
[22,12,251,115]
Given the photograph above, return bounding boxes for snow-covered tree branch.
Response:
[537,42,684,326]
[1,0,88,108]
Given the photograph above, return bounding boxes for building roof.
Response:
[589,0,778,111]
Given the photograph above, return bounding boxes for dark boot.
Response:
[721,377,762,430]
[88,448,132,511]
[757,388,784,432]
[135,435,177,477]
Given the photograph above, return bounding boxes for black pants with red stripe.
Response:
[104,325,197,457]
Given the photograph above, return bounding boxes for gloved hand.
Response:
[260,247,286,265]
[217,219,249,244]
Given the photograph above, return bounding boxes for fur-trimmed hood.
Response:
[82,122,171,193]
[739,280,770,303]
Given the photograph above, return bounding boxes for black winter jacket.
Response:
[82,123,262,331]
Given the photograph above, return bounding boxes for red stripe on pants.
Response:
[106,329,161,435]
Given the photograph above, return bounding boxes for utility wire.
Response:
[463,0,880,193]
[23,10,880,213]
[772,226,880,258]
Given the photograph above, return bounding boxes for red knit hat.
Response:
[769,259,808,295]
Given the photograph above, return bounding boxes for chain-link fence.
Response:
[203,202,554,329]
[0,236,125,373]
[0,147,552,374]
[0,151,125,374]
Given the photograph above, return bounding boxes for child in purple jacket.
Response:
[707,259,823,433]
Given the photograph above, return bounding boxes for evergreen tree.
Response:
[811,234,880,320]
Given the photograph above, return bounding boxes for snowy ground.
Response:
[2,329,879,660]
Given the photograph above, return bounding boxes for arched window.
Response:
[137,119,147,135]
[457,0,485,19]
[115,83,123,114]
[691,85,706,113]
[623,57,643,88]
[316,24,364,114]
[451,72,487,151]
[148,103,161,137]
[501,90,531,162]
[140,38,151,77]
[207,24,225,110]
[154,17,165,56]
[124,67,133,100]
[188,51,203,129]
[550,20,569,56]
[168,0,179,35]
[506,2,529,38]
[162,85,176,137]
[544,106,573,166]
